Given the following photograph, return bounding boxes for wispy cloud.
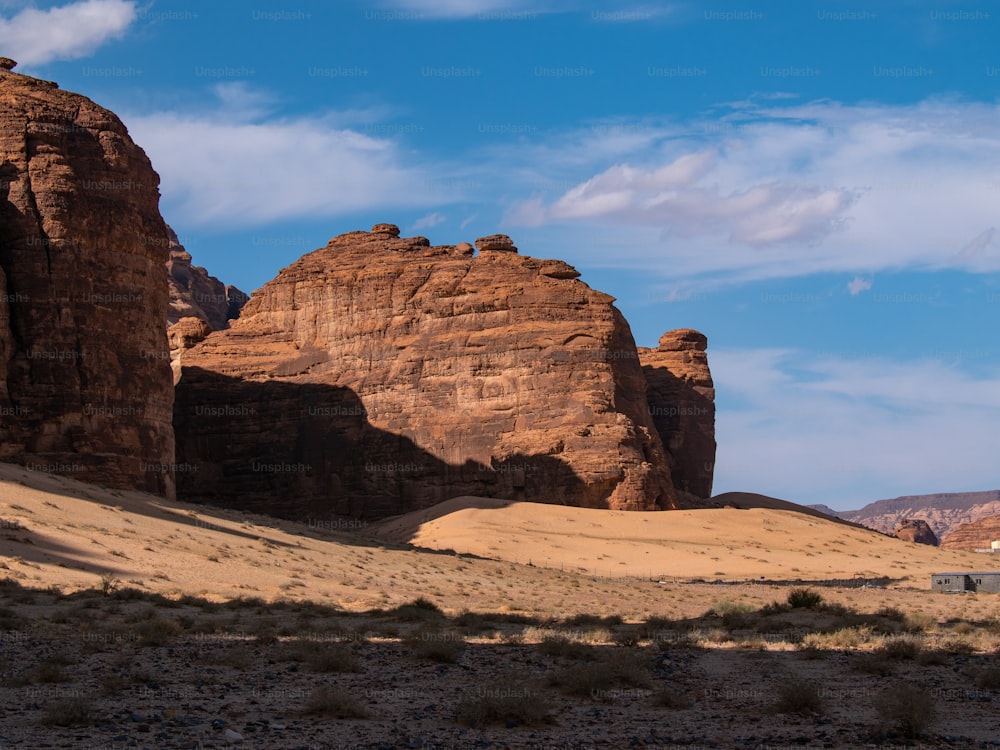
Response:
[375,0,548,19]
[496,99,1000,286]
[847,277,872,296]
[711,349,1000,507]
[127,85,452,228]
[0,0,135,65]
[411,211,447,231]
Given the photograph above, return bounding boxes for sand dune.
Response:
[369,494,992,583]
[2,462,996,625]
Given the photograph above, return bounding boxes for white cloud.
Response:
[847,277,871,296]
[411,211,446,231]
[126,87,452,228]
[711,349,1000,508]
[0,0,135,65]
[498,100,1000,286]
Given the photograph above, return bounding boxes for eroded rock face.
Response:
[940,515,1000,552]
[894,518,939,546]
[0,63,175,496]
[174,226,679,519]
[638,329,716,500]
[166,227,248,330]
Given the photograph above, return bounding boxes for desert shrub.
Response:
[772,677,824,715]
[795,645,827,660]
[787,588,823,609]
[404,631,466,664]
[874,683,936,738]
[307,643,362,673]
[915,650,948,666]
[563,613,622,628]
[301,686,371,719]
[39,697,95,726]
[875,636,921,661]
[136,618,181,646]
[455,674,553,727]
[904,612,936,633]
[710,600,756,617]
[390,598,445,622]
[537,636,596,661]
[652,686,693,709]
[612,626,643,647]
[279,640,360,672]
[939,638,976,655]
[852,653,895,676]
[547,650,651,699]
[875,606,906,621]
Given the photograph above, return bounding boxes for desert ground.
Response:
[2,462,999,749]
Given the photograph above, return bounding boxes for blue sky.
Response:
[4,0,999,510]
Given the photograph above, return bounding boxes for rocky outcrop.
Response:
[940,515,1000,552]
[0,61,175,496]
[893,518,938,546]
[836,491,1000,541]
[638,329,715,500]
[174,226,686,520]
[166,227,248,329]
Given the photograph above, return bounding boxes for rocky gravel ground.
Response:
[1,588,999,750]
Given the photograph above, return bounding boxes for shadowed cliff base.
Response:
[172,369,649,520]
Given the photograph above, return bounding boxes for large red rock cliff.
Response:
[0,60,175,497]
[174,225,688,519]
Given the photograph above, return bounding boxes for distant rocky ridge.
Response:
[166,227,248,330]
[173,225,715,520]
[639,329,715,501]
[940,515,1000,552]
[0,60,175,497]
[811,490,1000,542]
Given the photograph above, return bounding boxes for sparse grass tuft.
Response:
[875,636,921,661]
[772,677,824,715]
[547,649,651,699]
[874,683,936,738]
[455,674,553,727]
[404,630,466,664]
[301,686,371,719]
[136,618,181,646]
[39,696,95,726]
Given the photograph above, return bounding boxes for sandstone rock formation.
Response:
[174,226,695,520]
[832,490,1000,541]
[166,227,248,329]
[0,62,175,496]
[638,329,716,500]
[940,515,1000,552]
[893,518,938,546]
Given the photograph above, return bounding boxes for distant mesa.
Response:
[829,490,1000,542]
[893,518,938,546]
[940,514,1000,552]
